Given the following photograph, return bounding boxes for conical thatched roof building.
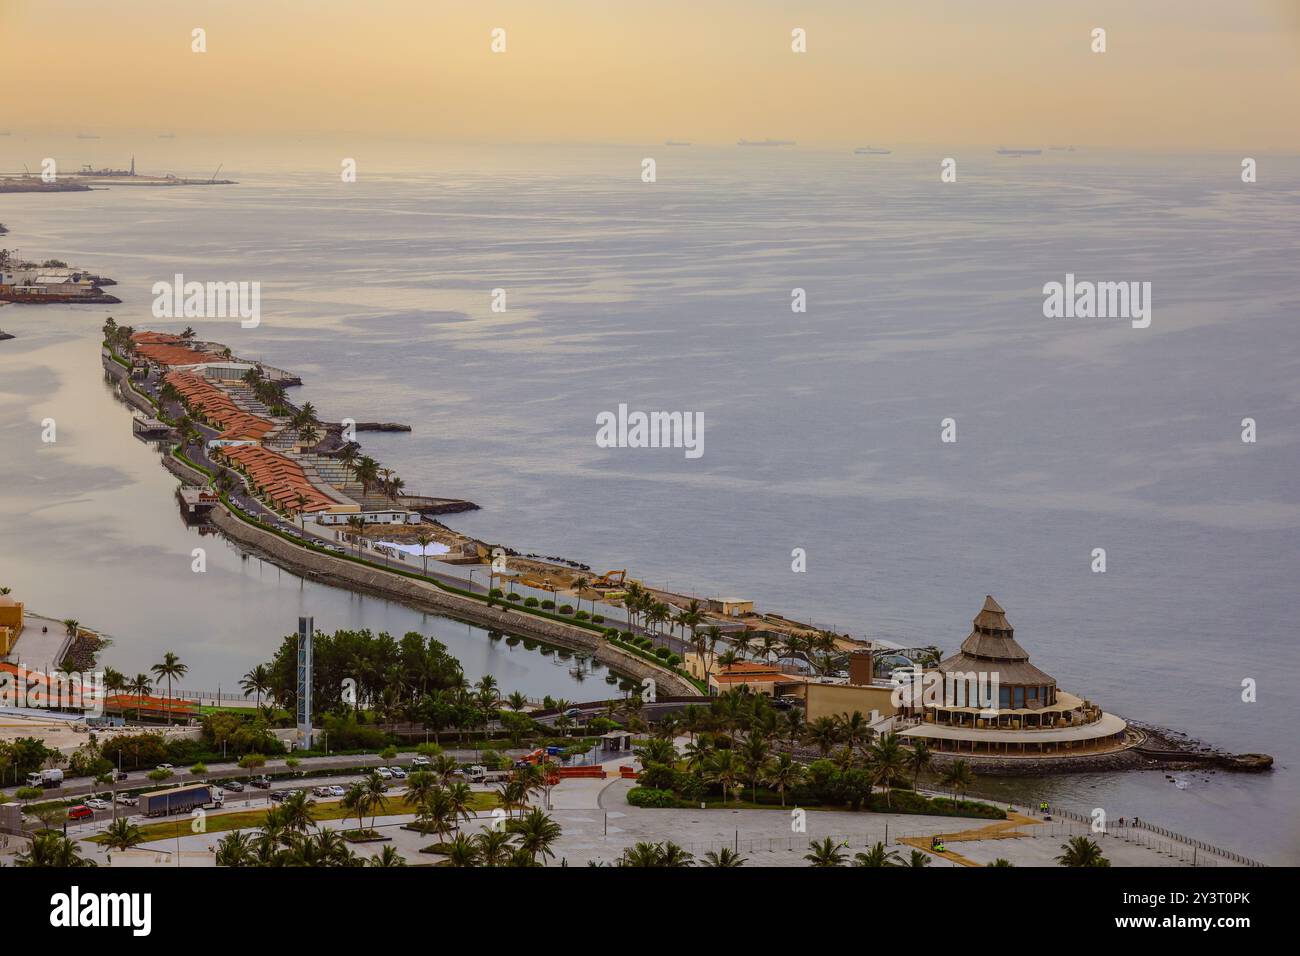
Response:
[897,595,1130,758]
[938,595,1057,691]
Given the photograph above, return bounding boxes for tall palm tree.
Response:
[1056,836,1110,867]
[908,740,932,789]
[127,673,153,722]
[705,750,740,804]
[474,828,515,867]
[507,808,563,865]
[240,664,271,711]
[571,577,589,616]
[150,652,188,724]
[415,531,436,577]
[62,619,79,637]
[763,752,805,807]
[940,760,975,802]
[346,514,366,555]
[802,716,841,757]
[352,456,380,497]
[803,837,847,867]
[866,732,908,809]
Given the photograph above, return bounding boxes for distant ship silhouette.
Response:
[854,146,892,155]
[664,139,692,146]
[738,138,795,147]
[996,147,1041,156]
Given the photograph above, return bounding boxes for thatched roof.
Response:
[937,595,1056,686]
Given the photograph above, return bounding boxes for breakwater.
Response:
[208,506,696,696]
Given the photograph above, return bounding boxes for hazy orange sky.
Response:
[2,0,1298,149]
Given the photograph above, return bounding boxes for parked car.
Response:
[250,776,272,789]
[411,755,430,767]
[563,707,582,719]
[224,780,245,792]
[156,763,174,771]
[329,785,347,797]
[313,786,333,797]
[84,798,110,811]
[67,805,94,821]
[270,790,289,803]
[388,767,407,779]
[375,767,393,779]
[113,770,129,782]
[116,794,138,806]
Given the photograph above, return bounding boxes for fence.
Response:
[1024,804,1263,867]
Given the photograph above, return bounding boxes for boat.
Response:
[996,147,1042,157]
[738,138,795,147]
[854,146,892,155]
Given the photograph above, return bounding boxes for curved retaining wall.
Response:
[209,507,695,696]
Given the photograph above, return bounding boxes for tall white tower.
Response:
[296,616,314,749]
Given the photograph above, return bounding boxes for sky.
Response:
[1,0,1298,149]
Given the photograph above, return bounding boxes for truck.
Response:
[140,784,215,818]
[26,769,64,789]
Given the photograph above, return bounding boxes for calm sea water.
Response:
[2,140,1297,861]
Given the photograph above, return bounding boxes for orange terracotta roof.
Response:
[215,444,336,512]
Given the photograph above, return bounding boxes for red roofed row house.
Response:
[164,369,278,442]
[215,444,351,515]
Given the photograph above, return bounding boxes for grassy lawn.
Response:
[89,791,500,844]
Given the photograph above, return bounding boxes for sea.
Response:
[2,137,1297,862]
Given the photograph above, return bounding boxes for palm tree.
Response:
[443,832,480,867]
[739,735,771,803]
[369,845,407,867]
[342,782,368,832]
[852,842,904,867]
[506,691,528,712]
[127,673,153,722]
[908,740,932,789]
[705,750,740,804]
[986,858,1015,867]
[763,752,805,807]
[101,818,144,852]
[361,772,390,829]
[280,791,317,832]
[150,652,188,724]
[866,732,908,809]
[62,619,79,637]
[295,493,310,530]
[803,716,840,757]
[836,710,874,755]
[415,787,457,844]
[346,514,366,555]
[701,847,747,867]
[353,456,380,496]
[571,576,589,617]
[412,531,436,577]
[507,808,563,865]
[474,828,515,867]
[1056,836,1111,867]
[16,831,97,867]
[215,830,255,867]
[939,760,975,802]
[804,837,847,867]
[240,664,271,710]
[906,849,932,867]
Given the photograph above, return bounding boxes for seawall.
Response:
[209,506,695,696]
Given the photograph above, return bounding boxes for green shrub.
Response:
[574,610,590,621]
[626,787,681,809]
[489,588,504,598]
[558,604,574,615]
[666,654,681,666]
[654,646,671,659]
[591,614,605,624]
[541,600,556,610]
[524,597,540,608]
[506,592,522,602]
[620,631,634,642]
